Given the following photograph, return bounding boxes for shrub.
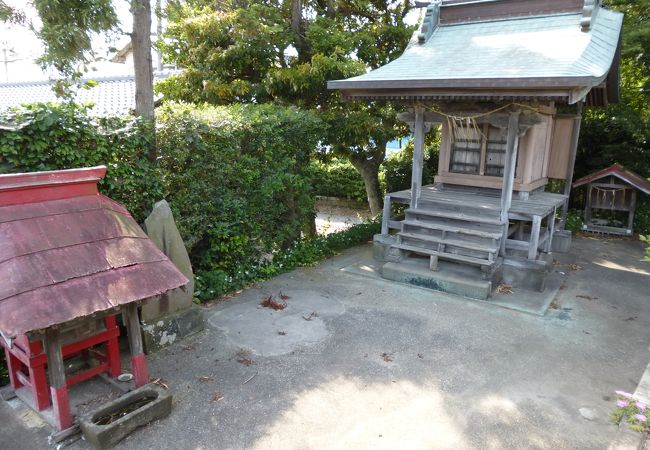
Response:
[310,158,367,202]
[382,139,439,194]
[194,220,380,300]
[564,209,585,233]
[0,102,162,222]
[634,195,650,235]
[156,102,325,273]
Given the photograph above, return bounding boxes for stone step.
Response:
[402,219,503,240]
[398,231,499,254]
[406,208,505,225]
[391,243,495,267]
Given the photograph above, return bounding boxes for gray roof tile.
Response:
[0,71,178,116]
[329,9,623,94]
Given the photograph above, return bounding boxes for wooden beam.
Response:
[124,303,148,387]
[410,106,427,209]
[396,110,544,129]
[560,101,583,224]
[44,328,73,431]
[499,111,521,255]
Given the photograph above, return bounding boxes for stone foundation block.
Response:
[142,306,204,353]
[381,262,492,300]
[551,230,572,253]
[373,234,397,262]
[502,258,549,292]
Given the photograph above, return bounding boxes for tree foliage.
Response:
[158,0,415,214]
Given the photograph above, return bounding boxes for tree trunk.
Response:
[350,151,385,216]
[131,0,154,121]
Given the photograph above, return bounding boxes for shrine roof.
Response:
[0,166,189,339]
[328,1,623,105]
[572,164,650,195]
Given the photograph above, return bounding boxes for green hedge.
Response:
[156,102,325,272]
[195,220,380,300]
[310,158,367,202]
[310,140,440,204]
[0,103,162,222]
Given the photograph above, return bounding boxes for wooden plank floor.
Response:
[389,185,567,218]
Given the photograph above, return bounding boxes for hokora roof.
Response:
[0,166,189,339]
[573,164,650,195]
[328,0,623,104]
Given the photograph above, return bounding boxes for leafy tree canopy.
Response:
[158,0,416,213]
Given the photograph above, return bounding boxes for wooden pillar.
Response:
[628,190,637,232]
[44,328,72,431]
[560,101,583,225]
[584,184,593,225]
[381,195,391,236]
[528,215,542,260]
[499,111,520,255]
[410,105,426,209]
[124,303,148,387]
[545,207,557,253]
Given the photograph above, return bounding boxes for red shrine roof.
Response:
[0,166,189,339]
[573,164,650,195]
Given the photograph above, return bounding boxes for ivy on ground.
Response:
[194,220,380,301]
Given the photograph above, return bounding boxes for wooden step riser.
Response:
[401,224,498,248]
[400,236,492,260]
[391,243,495,268]
[416,199,501,217]
[405,214,504,234]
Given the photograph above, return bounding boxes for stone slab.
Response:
[381,261,492,300]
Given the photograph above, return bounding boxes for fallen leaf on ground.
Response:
[549,301,560,310]
[576,294,598,301]
[381,352,394,362]
[260,295,286,310]
[198,376,214,383]
[236,351,256,366]
[279,292,291,300]
[150,378,169,389]
[211,391,224,402]
[496,283,513,295]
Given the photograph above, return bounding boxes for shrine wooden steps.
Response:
[390,203,504,269]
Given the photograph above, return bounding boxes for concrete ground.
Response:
[2,235,650,449]
[315,197,371,234]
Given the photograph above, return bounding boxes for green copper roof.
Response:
[328,7,623,103]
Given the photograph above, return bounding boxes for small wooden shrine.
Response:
[328,0,623,298]
[0,166,188,432]
[573,164,650,235]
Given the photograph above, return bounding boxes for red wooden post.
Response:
[44,328,72,431]
[29,365,50,410]
[4,348,23,390]
[104,316,122,377]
